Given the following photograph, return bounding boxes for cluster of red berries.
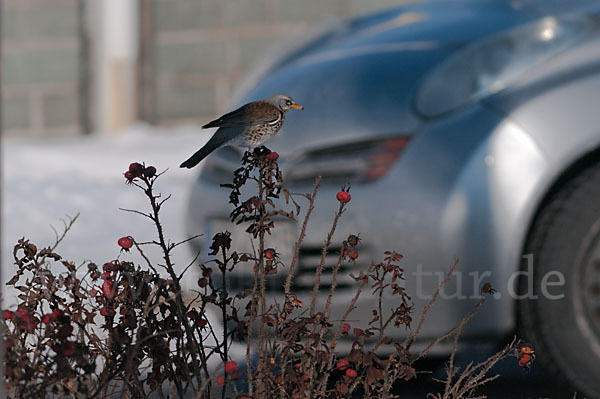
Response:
[5,308,77,356]
[186,309,208,328]
[216,361,240,386]
[53,341,76,357]
[336,358,357,378]
[45,309,76,356]
[197,267,212,289]
[518,345,535,368]
[95,262,121,317]
[4,308,37,333]
[342,234,361,261]
[124,162,157,183]
[42,308,65,325]
[100,262,120,299]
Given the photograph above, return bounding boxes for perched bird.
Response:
[180,94,303,168]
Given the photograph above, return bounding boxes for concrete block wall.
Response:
[2,0,81,137]
[150,0,411,126]
[1,0,411,136]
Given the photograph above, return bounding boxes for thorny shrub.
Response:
[3,151,534,398]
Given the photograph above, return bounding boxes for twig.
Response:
[309,201,345,316]
[284,176,321,295]
[404,258,460,351]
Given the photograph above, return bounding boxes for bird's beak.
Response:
[291,104,304,110]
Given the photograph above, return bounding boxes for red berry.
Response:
[103,262,115,272]
[128,162,143,177]
[342,323,351,333]
[224,361,238,374]
[202,268,213,277]
[345,369,357,378]
[51,309,64,320]
[102,280,117,299]
[187,311,197,320]
[266,152,279,161]
[89,289,98,297]
[21,314,37,333]
[196,319,208,328]
[100,306,115,317]
[349,251,359,260]
[197,278,208,288]
[124,171,135,182]
[143,166,157,178]
[118,236,133,250]
[264,248,276,260]
[336,190,351,203]
[42,314,52,324]
[3,310,13,320]
[518,354,531,367]
[58,324,74,338]
[15,309,36,332]
[62,341,76,357]
[101,271,112,280]
[216,375,225,386]
[336,359,349,370]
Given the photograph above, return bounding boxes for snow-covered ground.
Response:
[2,124,211,307]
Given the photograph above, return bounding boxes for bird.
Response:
[180,94,303,168]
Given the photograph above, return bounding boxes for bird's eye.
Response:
[286,100,291,105]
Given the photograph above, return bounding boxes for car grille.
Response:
[200,139,386,186]
[225,245,362,294]
[284,140,379,186]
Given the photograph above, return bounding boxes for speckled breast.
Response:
[242,113,285,148]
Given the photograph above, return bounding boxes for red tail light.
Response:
[364,137,410,181]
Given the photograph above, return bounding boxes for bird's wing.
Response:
[202,101,281,129]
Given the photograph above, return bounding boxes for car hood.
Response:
[236,0,536,155]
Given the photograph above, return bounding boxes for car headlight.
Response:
[415,14,594,118]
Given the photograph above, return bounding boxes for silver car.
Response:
[186,0,600,395]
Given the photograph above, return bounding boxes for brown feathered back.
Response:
[202,101,281,129]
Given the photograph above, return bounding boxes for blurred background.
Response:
[1,0,409,138]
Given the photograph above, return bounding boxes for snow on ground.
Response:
[2,124,211,308]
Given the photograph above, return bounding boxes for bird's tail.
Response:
[180,138,223,168]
